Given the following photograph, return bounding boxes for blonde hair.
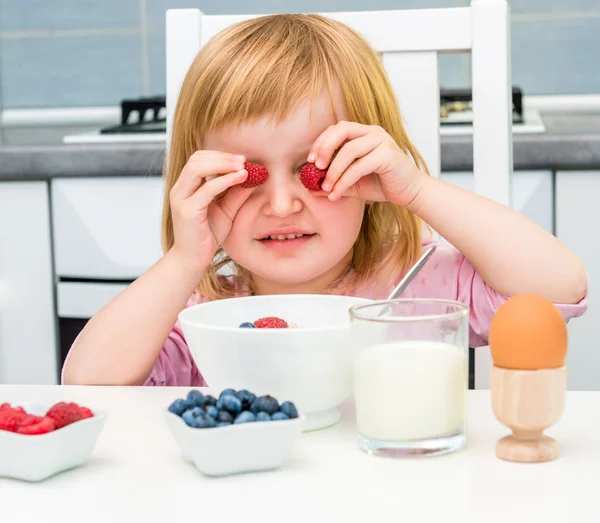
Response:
[162,13,428,300]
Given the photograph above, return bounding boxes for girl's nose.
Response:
[262,172,303,218]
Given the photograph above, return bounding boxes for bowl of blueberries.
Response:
[178,294,372,431]
[165,388,304,477]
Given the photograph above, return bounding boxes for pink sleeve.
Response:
[452,248,588,347]
[142,291,208,387]
[142,321,206,387]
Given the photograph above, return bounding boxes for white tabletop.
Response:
[0,385,594,522]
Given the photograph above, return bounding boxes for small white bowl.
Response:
[165,410,305,477]
[178,294,372,431]
[0,403,107,482]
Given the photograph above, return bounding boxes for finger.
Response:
[307,124,335,164]
[321,133,382,192]
[214,182,255,223]
[184,169,248,211]
[327,147,385,201]
[171,153,245,201]
[311,121,372,170]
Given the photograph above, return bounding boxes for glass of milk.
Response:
[349,299,469,457]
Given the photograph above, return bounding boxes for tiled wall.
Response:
[0,0,599,109]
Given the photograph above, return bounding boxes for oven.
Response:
[51,177,165,377]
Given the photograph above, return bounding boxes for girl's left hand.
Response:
[307,121,425,207]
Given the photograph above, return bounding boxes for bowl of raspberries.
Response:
[178,294,372,431]
[0,401,106,482]
[165,388,303,477]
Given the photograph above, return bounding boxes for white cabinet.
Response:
[0,182,57,384]
[556,171,600,391]
[52,177,164,279]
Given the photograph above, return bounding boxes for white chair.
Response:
[164,1,513,389]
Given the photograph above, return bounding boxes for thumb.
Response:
[215,186,255,223]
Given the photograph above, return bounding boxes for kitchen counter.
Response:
[2,111,600,180]
[0,385,596,522]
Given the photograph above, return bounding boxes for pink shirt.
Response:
[135,239,587,387]
[60,239,587,386]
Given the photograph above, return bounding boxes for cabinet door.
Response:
[556,171,600,391]
[440,171,554,389]
[0,182,57,384]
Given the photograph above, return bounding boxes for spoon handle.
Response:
[377,245,437,317]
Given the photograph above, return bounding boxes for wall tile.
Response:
[0,35,144,107]
[0,0,140,32]
[146,0,466,29]
[148,32,166,95]
[511,17,600,95]
[509,0,600,15]
[439,54,470,90]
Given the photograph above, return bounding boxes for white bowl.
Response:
[0,403,106,482]
[178,294,372,431]
[165,410,305,476]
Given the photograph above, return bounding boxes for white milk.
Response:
[354,341,467,441]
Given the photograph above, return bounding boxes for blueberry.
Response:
[203,395,217,408]
[168,398,193,416]
[236,389,256,410]
[217,410,233,423]
[216,421,232,427]
[250,395,280,416]
[234,411,256,424]
[195,415,217,429]
[205,406,219,419]
[182,407,216,429]
[219,388,237,399]
[239,322,257,328]
[186,390,205,408]
[255,412,271,422]
[280,401,299,419]
[217,394,243,416]
[181,407,204,427]
[271,412,290,421]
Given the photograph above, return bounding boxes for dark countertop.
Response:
[2,112,600,181]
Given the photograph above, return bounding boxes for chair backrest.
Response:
[165,0,513,207]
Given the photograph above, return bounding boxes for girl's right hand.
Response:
[168,150,251,274]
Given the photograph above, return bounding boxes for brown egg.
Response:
[489,294,568,370]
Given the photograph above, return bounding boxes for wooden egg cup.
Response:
[490,365,566,463]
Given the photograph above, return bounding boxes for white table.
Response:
[0,385,595,522]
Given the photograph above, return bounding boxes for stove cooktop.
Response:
[62,89,546,144]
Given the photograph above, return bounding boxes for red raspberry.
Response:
[79,407,94,419]
[46,402,83,429]
[241,162,269,188]
[254,317,289,328]
[300,163,327,191]
[0,403,11,411]
[16,415,56,435]
[0,408,28,432]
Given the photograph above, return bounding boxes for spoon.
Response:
[377,244,437,316]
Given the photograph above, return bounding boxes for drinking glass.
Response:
[349,299,469,457]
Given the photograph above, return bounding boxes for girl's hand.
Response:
[307,121,426,207]
[169,151,252,273]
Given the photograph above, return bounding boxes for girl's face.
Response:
[203,90,365,294]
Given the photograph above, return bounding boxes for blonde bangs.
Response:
[163,14,428,300]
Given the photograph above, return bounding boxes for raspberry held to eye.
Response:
[300,163,327,191]
[241,162,269,188]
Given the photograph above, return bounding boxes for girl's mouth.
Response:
[258,233,316,250]
[260,233,314,241]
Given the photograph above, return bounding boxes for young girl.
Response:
[62,14,588,387]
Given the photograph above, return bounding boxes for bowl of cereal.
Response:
[178,294,372,431]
